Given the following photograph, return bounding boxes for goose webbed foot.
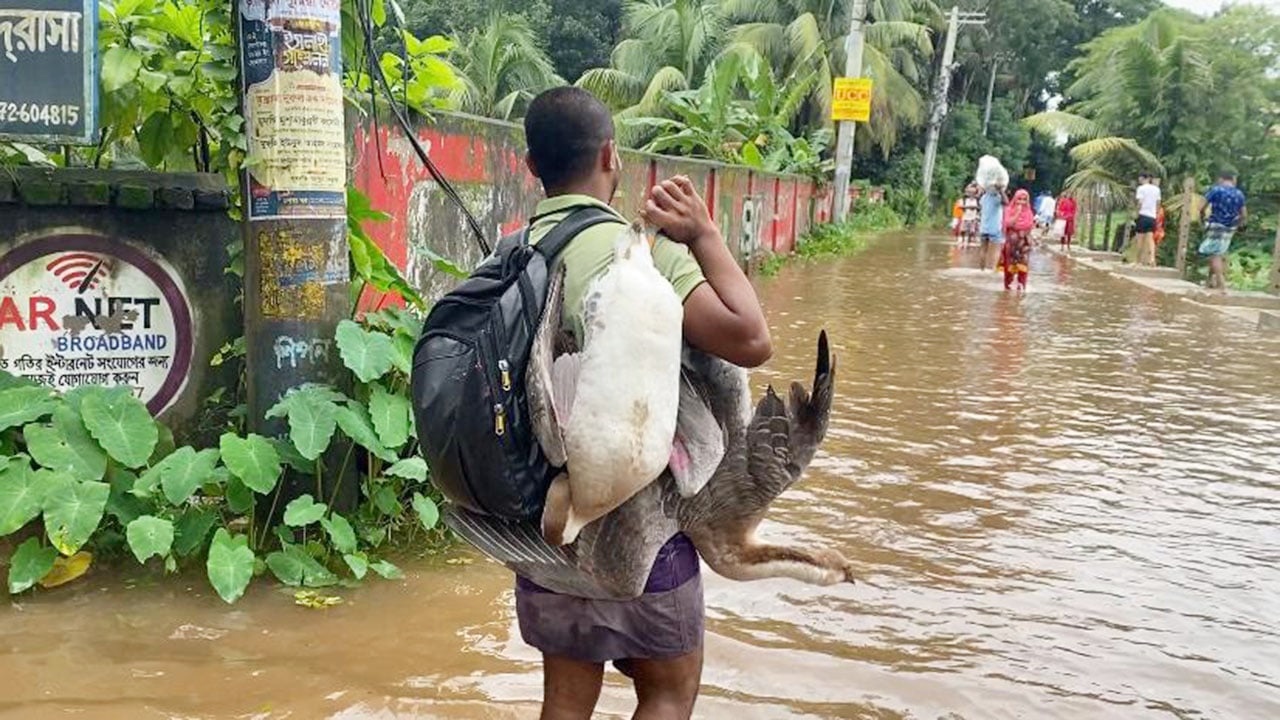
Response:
[701,541,856,586]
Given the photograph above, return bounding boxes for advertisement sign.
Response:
[831,77,873,123]
[238,0,346,220]
[0,233,194,415]
[0,0,97,144]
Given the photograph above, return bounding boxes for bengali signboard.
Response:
[238,0,345,220]
[0,233,194,415]
[831,77,873,123]
[0,0,96,143]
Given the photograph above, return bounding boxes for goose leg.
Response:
[540,472,588,546]
[694,530,855,586]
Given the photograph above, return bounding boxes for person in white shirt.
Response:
[1134,173,1161,266]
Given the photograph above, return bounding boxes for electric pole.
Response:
[921,6,986,203]
[832,0,868,222]
[982,56,999,136]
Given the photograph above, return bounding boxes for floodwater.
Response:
[3,233,1279,719]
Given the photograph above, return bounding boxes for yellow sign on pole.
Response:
[831,78,873,122]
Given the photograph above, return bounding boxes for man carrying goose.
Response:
[414,86,852,719]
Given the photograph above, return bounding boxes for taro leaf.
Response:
[0,386,57,431]
[369,384,412,450]
[106,468,147,525]
[132,463,164,498]
[391,332,414,375]
[150,422,176,467]
[219,433,281,494]
[319,513,357,554]
[335,320,395,383]
[371,484,401,517]
[266,545,338,587]
[280,391,338,462]
[412,492,439,530]
[0,462,44,536]
[24,406,108,481]
[386,457,427,482]
[41,474,110,556]
[343,552,369,579]
[369,559,403,580]
[206,529,255,604]
[7,537,56,594]
[224,476,255,514]
[270,437,311,473]
[173,508,218,557]
[80,388,158,469]
[283,494,326,527]
[0,370,37,391]
[38,550,92,588]
[160,447,220,506]
[126,515,174,564]
[334,404,397,462]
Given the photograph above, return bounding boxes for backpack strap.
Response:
[533,206,625,260]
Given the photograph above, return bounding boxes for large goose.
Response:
[448,268,854,599]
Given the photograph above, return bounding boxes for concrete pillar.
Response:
[1176,176,1195,277]
[1269,211,1280,294]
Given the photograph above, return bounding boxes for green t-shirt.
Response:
[529,194,705,344]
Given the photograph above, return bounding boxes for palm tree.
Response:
[576,0,730,143]
[719,0,938,156]
[451,14,564,121]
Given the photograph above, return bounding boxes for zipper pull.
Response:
[494,403,506,436]
[498,359,512,391]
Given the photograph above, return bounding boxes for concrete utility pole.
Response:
[237,0,357,516]
[921,6,986,202]
[1176,176,1195,276]
[982,56,998,137]
[832,0,868,222]
[1268,211,1280,293]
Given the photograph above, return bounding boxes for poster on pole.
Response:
[831,78,873,123]
[0,0,97,144]
[238,0,346,221]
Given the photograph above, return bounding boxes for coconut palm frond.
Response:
[1070,136,1164,173]
[785,12,826,68]
[577,67,646,110]
[727,22,790,67]
[864,20,932,55]
[720,0,790,24]
[635,65,691,117]
[1022,111,1105,142]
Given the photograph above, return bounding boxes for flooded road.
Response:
[4,232,1279,719]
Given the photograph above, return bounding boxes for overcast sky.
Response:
[1164,0,1280,12]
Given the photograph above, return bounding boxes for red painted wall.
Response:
[350,111,846,302]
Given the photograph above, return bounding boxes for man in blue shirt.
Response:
[1198,171,1248,290]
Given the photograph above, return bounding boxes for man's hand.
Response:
[641,176,717,246]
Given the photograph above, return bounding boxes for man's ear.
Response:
[601,140,618,172]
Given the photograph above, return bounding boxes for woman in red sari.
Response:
[999,189,1036,291]
[1056,193,1078,250]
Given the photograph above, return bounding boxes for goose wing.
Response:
[527,265,569,466]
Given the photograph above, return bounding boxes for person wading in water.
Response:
[516,87,772,720]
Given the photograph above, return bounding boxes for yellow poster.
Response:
[831,78,873,122]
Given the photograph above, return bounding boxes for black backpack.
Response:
[411,205,620,519]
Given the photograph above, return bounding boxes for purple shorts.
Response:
[515,534,704,662]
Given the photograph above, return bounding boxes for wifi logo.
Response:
[46,253,113,294]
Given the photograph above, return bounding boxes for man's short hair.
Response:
[524,87,616,189]
[1138,172,1151,181]
[1219,169,1238,182]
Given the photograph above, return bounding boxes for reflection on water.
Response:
[2,233,1278,719]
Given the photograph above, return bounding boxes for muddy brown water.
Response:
[3,233,1278,719]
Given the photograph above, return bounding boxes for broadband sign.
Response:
[0,0,97,143]
[831,77,873,123]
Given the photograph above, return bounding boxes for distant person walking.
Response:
[999,189,1035,291]
[1198,171,1248,290]
[1134,173,1161,266]
[959,182,981,249]
[1056,193,1078,251]
[978,183,1007,270]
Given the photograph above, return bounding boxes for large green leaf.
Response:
[343,552,369,579]
[335,320,396,383]
[412,492,439,530]
[80,388,158,469]
[172,508,218,557]
[126,515,174,564]
[206,529,255,603]
[268,387,341,462]
[369,559,403,579]
[319,513,357,554]
[0,386,57,431]
[105,468,147,525]
[0,461,44,536]
[385,457,427,482]
[219,434,281,494]
[335,404,397,462]
[265,545,338,587]
[160,447,220,506]
[101,46,143,92]
[224,476,256,514]
[24,406,108,481]
[283,494,327,527]
[7,537,56,594]
[41,474,110,556]
[369,385,412,450]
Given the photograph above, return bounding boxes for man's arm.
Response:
[1238,203,1248,229]
[642,176,773,368]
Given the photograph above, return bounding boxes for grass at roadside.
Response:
[760,203,904,276]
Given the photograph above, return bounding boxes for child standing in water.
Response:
[999,189,1035,291]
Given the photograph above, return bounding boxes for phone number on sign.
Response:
[0,102,81,127]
